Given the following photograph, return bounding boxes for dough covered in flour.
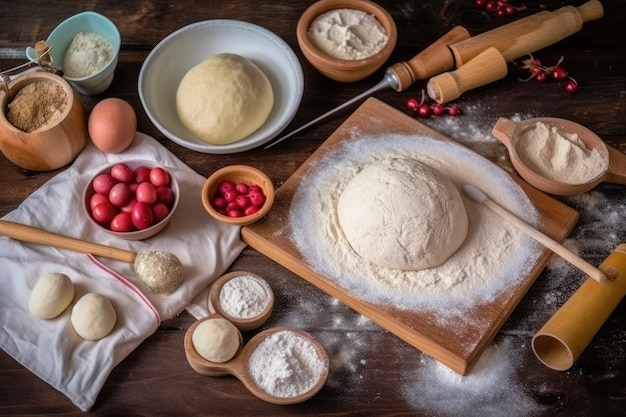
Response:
[337,158,468,270]
[192,317,241,363]
[176,53,274,145]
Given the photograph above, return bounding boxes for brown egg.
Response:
[88,98,137,153]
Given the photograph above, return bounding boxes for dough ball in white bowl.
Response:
[337,158,468,271]
[192,317,241,363]
[29,272,74,319]
[176,53,274,145]
[70,293,117,340]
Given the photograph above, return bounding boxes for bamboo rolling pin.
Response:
[533,244,626,371]
[462,184,608,284]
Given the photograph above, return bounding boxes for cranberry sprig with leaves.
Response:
[514,54,579,94]
[406,90,461,119]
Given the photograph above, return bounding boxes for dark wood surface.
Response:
[1,1,625,416]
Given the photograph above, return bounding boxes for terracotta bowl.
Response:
[202,165,275,226]
[0,72,87,171]
[83,160,180,240]
[296,0,397,82]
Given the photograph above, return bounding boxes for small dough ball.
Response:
[29,273,74,319]
[192,317,241,363]
[337,158,468,271]
[176,53,274,145]
[70,293,117,340]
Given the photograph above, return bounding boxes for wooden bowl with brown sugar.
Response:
[0,71,87,171]
[297,0,397,82]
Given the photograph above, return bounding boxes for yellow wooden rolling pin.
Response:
[532,244,626,371]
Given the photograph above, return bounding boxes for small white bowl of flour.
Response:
[26,11,120,95]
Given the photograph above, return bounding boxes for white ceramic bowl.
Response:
[138,20,304,154]
[83,160,180,240]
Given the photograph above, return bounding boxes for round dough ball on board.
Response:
[192,317,241,363]
[29,272,74,319]
[176,53,274,145]
[337,158,468,271]
[70,293,117,340]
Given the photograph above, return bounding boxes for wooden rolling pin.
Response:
[427,0,604,103]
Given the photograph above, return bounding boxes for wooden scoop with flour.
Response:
[0,220,184,294]
[492,117,626,196]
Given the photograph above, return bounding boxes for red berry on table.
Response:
[406,97,420,112]
[431,103,445,116]
[418,104,432,118]
[565,78,579,94]
[446,106,461,116]
[535,71,546,83]
[552,66,568,81]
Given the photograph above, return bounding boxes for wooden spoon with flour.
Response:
[0,220,184,294]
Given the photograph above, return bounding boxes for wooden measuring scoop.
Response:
[184,315,329,405]
[0,220,184,294]
[492,117,626,195]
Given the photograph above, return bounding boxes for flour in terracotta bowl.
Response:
[288,134,542,312]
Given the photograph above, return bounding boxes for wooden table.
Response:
[1,1,625,415]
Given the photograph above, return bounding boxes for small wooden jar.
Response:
[0,72,87,171]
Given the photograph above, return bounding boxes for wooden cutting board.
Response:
[242,98,578,375]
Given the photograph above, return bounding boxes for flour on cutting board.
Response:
[274,107,624,414]
[288,132,541,313]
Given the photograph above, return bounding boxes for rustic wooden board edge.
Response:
[243,98,579,375]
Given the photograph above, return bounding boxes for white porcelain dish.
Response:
[138,20,304,154]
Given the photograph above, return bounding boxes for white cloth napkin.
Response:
[0,132,246,410]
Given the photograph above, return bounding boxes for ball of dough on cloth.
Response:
[29,272,74,319]
[192,317,241,363]
[176,53,274,145]
[337,158,468,271]
[70,293,117,340]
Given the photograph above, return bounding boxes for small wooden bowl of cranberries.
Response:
[83,160,179,240]
[202,165,274,226]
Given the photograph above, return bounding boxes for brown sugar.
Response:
[6,80,68,132]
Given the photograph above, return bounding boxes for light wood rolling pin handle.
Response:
[387,25,471,92]
[426,47,508,103]
[0,220,137,264]
[532,244,626,371]
[449,0,604,66]
[461,185,608,284]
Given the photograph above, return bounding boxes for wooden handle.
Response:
[479,197,608,284]
[449,0,604,66]
[387,25,471,92]
[603,145,626,185]
[490,117,517,148]
[426,47,507,103]
[0,220,137,264]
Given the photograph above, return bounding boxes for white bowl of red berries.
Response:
[83,160,179,240]
[201,165,274,226]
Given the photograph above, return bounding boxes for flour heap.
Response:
[515,121,608,184]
